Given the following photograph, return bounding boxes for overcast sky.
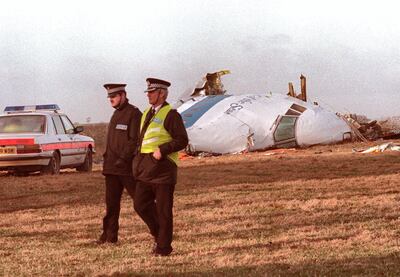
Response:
[1,0,400,123]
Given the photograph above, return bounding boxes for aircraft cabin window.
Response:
[290,104,307,113]
[285,104,307,116]
[273,115,298,147]
[285,109,301,116]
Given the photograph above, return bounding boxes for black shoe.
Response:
[96,233,107,244]
[108,237,118,244]
[153,246,173,257]
[96,233,117,244]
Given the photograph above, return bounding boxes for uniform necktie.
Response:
[144,108,155,127]
[139,108,156,148]
[150,108,155,119]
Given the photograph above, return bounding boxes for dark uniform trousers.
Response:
[102,175,136,242]
[134,181,175,253]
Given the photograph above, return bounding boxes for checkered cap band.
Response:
[149,83,168,90]
[145,83,169,92]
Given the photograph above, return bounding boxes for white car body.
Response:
[0,105,95,174]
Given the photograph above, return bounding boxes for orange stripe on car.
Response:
[41,141,94,151]
[0,138,35,145]
[0,138,93,150]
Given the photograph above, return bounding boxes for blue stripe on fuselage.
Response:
[180,95,231,128]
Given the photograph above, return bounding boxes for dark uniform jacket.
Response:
[133,102,188,184]
[102,99,142,176]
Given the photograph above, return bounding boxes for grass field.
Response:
[1,141,400,276]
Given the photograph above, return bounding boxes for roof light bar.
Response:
[4,104,60,113]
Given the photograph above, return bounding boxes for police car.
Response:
[0,104,95,174]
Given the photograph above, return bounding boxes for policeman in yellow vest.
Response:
[133,78,188,256]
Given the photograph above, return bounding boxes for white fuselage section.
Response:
[177,93,351,154]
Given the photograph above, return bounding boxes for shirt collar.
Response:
[152,104,162,113]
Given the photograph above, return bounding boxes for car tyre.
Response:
[76,149,93,172]
[41,152,60,175]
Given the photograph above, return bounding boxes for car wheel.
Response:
[76,149,92,172]
[41,152,60,175]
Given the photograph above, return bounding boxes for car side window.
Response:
[60,115,75,134]
[52,115,66,134]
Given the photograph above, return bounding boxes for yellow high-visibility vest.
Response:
[140,105,179,165]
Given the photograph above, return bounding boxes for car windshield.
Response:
[0,115,46,134]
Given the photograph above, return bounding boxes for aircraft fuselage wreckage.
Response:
[175,71,353,154]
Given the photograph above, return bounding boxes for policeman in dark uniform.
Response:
[133,78,188,256]
[98,83,142,244]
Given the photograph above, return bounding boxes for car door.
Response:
[51,115,74,166]
[60,115,86,164]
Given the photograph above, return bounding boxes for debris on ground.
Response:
[352,142,400,153]
[263,148,297,156]
[177,70,400,157]
[343,114,400,141]
[378,116,400,139]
